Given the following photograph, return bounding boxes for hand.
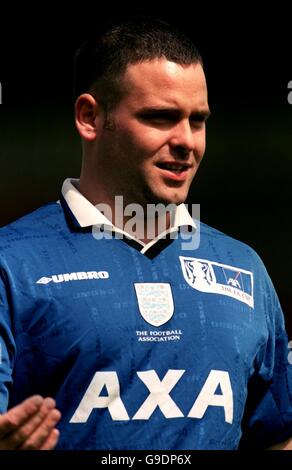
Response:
[0,395,61,450]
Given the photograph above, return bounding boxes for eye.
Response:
[190,119,205,130]
[140,112,178,124]
[189,114,208,130]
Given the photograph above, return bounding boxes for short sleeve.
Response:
[239,272,292,448]
[0,266,16,413]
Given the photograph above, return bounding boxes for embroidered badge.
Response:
[180,256,254,308]
[134,283,174,326]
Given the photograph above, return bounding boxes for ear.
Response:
[75,93,102,141]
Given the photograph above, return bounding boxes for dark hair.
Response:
[74,16,202,110]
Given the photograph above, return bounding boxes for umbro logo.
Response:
[36,271,109,284]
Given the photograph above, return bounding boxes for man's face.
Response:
[98,58,210,206]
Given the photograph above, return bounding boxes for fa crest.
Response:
[179,256,254,308]
[134,283,174,326]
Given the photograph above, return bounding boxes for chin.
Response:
[151,191,187,206]
[142,182,189,206]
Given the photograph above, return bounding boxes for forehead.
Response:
[120,59,208,111]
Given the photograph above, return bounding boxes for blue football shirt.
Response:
[0,179,292,449]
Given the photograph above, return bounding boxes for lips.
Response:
[156,162,191,171]
[156,161,192,181]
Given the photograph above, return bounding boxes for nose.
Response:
[169,120,195,156]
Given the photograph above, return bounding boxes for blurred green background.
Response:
[0,7,291,334]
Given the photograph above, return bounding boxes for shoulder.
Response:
[197,220,265,269]
[185,220,275,300]
[0,202,63,233]
[182,220,281,315]
[0,202,65,259]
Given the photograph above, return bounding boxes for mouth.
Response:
[156,162,192,181]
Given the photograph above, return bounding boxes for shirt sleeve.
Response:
[0,266,16,413]
[239,269,292,449]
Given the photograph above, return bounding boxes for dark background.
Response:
[0,6,291,334]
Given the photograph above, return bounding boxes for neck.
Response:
[78,177,174,243]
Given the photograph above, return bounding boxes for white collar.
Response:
[61,178,196,252]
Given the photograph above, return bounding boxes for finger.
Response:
[0,395,43,440]
[19,409,61,450]
[1,398,57,449]
[17,398,57,439]
[39,429,60,451]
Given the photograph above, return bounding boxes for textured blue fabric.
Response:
[0,201,291,449]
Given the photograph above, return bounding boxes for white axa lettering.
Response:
[133,370,185,419]
[36,271,109,284]
[188,370,233,423]
[70,369,233,424]
[70,372,129,422]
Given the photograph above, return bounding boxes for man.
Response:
[0,17,292,450]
